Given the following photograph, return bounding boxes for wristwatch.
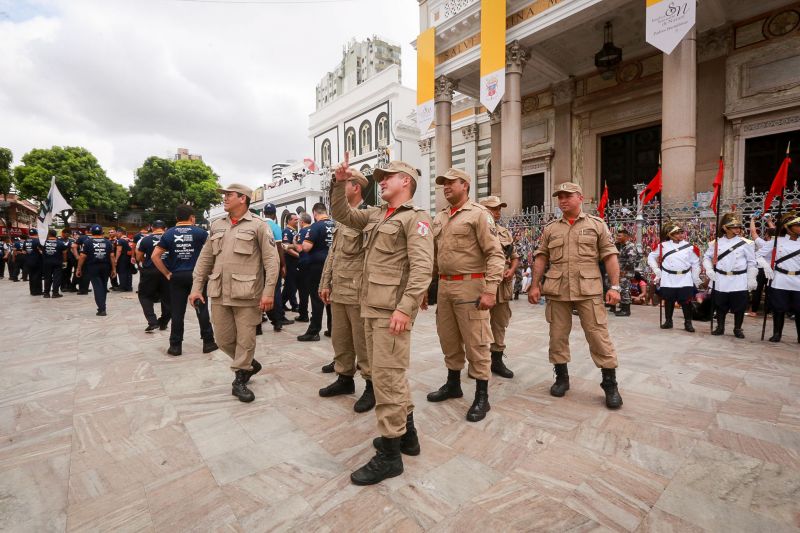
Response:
[610,285,621,291]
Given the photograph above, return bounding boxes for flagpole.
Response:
[658,187,663,328]
[761,142,790,341]
[710,150,722,334]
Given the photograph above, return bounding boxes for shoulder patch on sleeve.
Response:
[417,220,431,237]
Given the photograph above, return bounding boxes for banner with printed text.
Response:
[479,0,506,112]
[416,27,436,132]
[645,0,695,54]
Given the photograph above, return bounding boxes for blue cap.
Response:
[152,220,166,229]
[29,228,38,235]
[90,224,103,235]
[263,203,277,214]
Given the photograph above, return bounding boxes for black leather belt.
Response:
[662,267,688,275]
[775,267,798,276]
[714,268,746,276]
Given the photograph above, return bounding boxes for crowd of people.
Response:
[2,158,798,489]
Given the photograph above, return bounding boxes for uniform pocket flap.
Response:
[231,273,257,281]
[548,237,564,248]
[468,309,489,320]
[368,272,401,285]
[544,270,563,279]
[449,224,470,235]
[208,272,221,280]
[579,271,600,279]
[210,232,224,240]
[377,224,400,235]
[235,233,254,241]
[578,235,596,244]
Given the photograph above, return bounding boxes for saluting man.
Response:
[331,158,433,486]
[703,213,757,338]
[528,182,623,409]
[319,169,374,413]
[427,168,505,423]
[648,221,701,332]
[478,195,520,379]
[758,212,800,343]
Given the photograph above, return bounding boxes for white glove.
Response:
[652,268,661,285]
[706,269,717,283]
[747,267,758,291]
[756,256,774,280]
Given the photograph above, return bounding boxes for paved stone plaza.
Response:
[1,279,799,532]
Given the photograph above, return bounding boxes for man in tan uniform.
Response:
[427,168,505,423]
[318,169,374,413]
[479,196,520,379]
[331,157,433,486]
[528,182,623,408]
[189,183,280,403]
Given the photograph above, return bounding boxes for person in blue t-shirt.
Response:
[23,228,43,295]
[73,231,92,294]
[77,224,115,316]
[295,212,313,322]
[114,227,134,292]
[263,203,292,332]
[281,213,300,312]
[136,220,172,332]
[297,203,335,342]
[42,229,68,298]
[151,204,217,356]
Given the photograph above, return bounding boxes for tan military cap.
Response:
[218,183,254,199]
[479,196,507,208]
[348,169,369,189]
[780,211,800,228]
[552,182,583,196]
[435,168,472,185]
[720,212,743,228]
[664,221,684,235]
[373,161,420,183]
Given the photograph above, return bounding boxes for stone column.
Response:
[501,41,528,213]
[418,138,433,212]
[488,108,502,197]
[434,75,457,211]
[661,28,697,202]
[461,124,479,201]
[552,79,575,186]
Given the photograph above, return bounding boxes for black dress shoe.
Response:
[324,330,331,337]
[273,324,282,332]
[279,318,295,326]
[96,310,107,316]
[52,293,63,299]
[167,344,182,356]
[297,333,320,342]
[43,293,51,298]
[158,318,169,330]
[321,361,335,373]
[202,340,218,353]
[145,324,158,333]
[295,316,309,323]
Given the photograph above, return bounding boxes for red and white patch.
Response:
[417,221,431,236]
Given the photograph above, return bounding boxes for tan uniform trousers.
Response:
[545,297,618,369]
[331,302,370,379]
[364,317,413,438]
[436,277,492,380]
[489,302,511,353]
[210,301,262,371]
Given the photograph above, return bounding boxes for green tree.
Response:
[130,157,220,222]
[0,147,12,196]
[13,146,129,216]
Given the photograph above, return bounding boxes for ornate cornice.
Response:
[434,76,459,103]
[506,41,529,74]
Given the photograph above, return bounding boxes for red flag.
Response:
[303,158,317,172]
[709,157,724,214]
[763,154,791,212]
[598,183,608,219]
[640,168,662,207]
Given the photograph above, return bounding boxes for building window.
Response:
[745,130,800,193]
[321,139,332,168]
[600,125,661,201]
[345,128,356,157]
[376,113,389,148]
[360,121,372,154]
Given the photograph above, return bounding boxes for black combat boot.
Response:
[353,380,375,413]
[350,437,403,485]
[550,363,570,397]
[167,344,182,356]
[426,369,463,402]
[321,360,335,373]
[661,302,674,329]
[681,303,695,332]
[615,303,631,317]
[319,374,355,397]
[232,370,255,403]
[243,359,262,384]
[769,312,785,342]
[466,380,490,422]
[202,340,218,353]
[600,368,623,409]
[373,412,420,456]
[490,351,514,379]
[733,312,745,339]
[711,313,725,335]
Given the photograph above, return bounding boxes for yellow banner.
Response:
[416,27,436,131]
[480,0,505,77]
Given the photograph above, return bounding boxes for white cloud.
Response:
[0,0,419,190]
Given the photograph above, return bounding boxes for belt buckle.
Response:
[726,271,734,276]
[676,270,685,275]
[789,271,797,276]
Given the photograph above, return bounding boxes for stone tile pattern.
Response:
[1,280,799,532]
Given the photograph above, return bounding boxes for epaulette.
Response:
[587,214,605,223]
[742,237,753,244]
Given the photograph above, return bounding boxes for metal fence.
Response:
[503,180,800,275]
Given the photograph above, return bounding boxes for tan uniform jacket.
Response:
[533,212,618,301]
[497,224,520,303]
[191,211,280,306]
[320,220,366,305]
[432,202,505,295]
[330,180,434,320]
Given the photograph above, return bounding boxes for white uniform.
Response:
[648,240,700,288]
[757,237,800,291]
[702,236,757,292]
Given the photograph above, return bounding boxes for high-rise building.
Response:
[174,148,202,162]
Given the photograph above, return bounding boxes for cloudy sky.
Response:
[0,0,419,189]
